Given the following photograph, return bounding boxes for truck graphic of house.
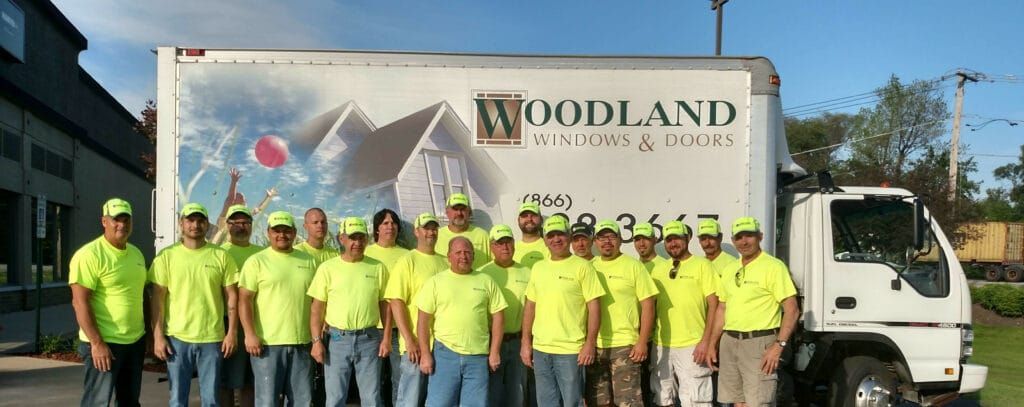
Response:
[341,101,508,228]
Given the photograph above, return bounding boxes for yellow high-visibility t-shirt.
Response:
[651,255,718,347]
[717,252,797,332]
[415,270,508,355]
[514,239,549,269]
[221,242,265,268]
[69,236,147,344]
[478,261,531,333]
[239,248,316,345]
[383,250,448,353]
[149,242,238,343]
[525,255,606,354]
[294,241,340,268]
[437,225,492,269]
[641,255,668,274]
[591,255,660,348]
[708,251,737,279]
[307,256,386,331]
[365,243,409,329]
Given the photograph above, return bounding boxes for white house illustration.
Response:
[291,101,376,164]
[342,101,508,228]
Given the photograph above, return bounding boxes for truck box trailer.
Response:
[154,48,986,405]
[949,221,1024,282]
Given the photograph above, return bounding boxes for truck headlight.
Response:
[962,327,974,358]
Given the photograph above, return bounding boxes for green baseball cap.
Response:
[340,217,368,236]
[543,216,569,235]
[102,198,132,217]
[731,217,761,236]
[570,222,593,238]
[697,219,721,237]
[414,212,440,228]
[633,222,655,239]
[446,193,470,208]
[226,204,252,218]
[180,202,208,218]
[663,220,691,238]
[267,211,296,228]
[518,201,541,216]
[594,219,620,236]
[489,224,515,242]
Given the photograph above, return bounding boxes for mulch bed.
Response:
[972,303,1024,327]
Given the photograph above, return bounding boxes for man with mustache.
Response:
[435,193,491,269]
[220,205,263,407]
[513,202,548,268]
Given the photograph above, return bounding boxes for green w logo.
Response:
[473,92,526,147]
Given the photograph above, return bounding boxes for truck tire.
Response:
[985,266,1003,282]
[827,356,897,407]
[1005,265,1024,283]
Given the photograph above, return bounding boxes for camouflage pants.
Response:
[585,345,643,407]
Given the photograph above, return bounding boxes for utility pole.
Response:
[711,0,729,55]
[948,71,978,202]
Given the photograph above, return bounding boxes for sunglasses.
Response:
[734,266,745,287]
[669,259,680,279]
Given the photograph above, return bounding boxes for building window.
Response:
[0,190,15,285]
[423,151,469,216]
[30,198,70,283]
[30,143,73,181]
[0,128,21,162]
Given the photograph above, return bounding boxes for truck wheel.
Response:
[827,356,897,407]
[1005,265,1024,283]
[985,266,1003,282]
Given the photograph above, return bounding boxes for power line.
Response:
[783,75,947,113]
[784,82,952,117]
[790,119,949,157]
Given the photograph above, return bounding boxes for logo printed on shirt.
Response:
[472,287,487,293]
[557,276,574,281]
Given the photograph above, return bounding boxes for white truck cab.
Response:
[778,179,987,405]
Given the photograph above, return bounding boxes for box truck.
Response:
[946,221,1024,282]
[154,48,986,405]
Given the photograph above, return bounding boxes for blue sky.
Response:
[53,0,1023,191]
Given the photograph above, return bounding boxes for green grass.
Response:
[965,323,1024,405]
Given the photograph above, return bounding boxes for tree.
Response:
[978,188,1022,221]
[135,100,157,181]
[984,144,1024,221]
[840,75,948,185]
[785,113,854,174]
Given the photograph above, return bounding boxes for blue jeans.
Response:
[79,338,145,407]
[166,337,222,407]
[388,329,401,406]
[395,351,427,407]
[488,337,526,407]
[426,341,489,407]
[532,349,583,407]
[325,327,383,406]
[250,344,313,406]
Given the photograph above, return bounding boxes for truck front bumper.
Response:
[959,363,988,393]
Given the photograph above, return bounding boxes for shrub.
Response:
[38,334,76,355]
[974,284,1024,318]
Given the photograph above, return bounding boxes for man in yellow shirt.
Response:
[416,237,507,406]
[698,219,736,278]
[709,217,799,407]
[69,198,148,406]
[650,221,720,406]
[364,208,409,406]
[521,216,605,406]
[634,222,668,273]
[570,222,595,260]
[307,217,390,406]
[236,211,317,405]
[587,220,659,407]
[150,203,239,407]
[219,204,262,407]
[479,224,533,406]
[294,207,340,267]
[514,202,548,268]
[384,213,449,407]
[436,193,491,268]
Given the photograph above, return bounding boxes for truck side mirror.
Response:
[912,198,927,251]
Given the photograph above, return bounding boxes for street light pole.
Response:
[711,0,729,55]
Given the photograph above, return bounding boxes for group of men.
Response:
[70,193,798,407]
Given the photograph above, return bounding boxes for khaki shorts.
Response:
[585,346,643,407]
[650,345,713,406]
[717,334,777,406]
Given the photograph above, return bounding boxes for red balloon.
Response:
[254,135,288,168]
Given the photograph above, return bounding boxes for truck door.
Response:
[822,195,963,383]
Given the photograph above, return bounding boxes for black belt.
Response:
[503,332,521,341]
[330,327,376,336]
[724,328,778,340]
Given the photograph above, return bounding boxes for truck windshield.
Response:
[830,198,949,298]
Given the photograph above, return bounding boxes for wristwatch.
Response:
[311,336,322,343]
[776,339,787,348]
